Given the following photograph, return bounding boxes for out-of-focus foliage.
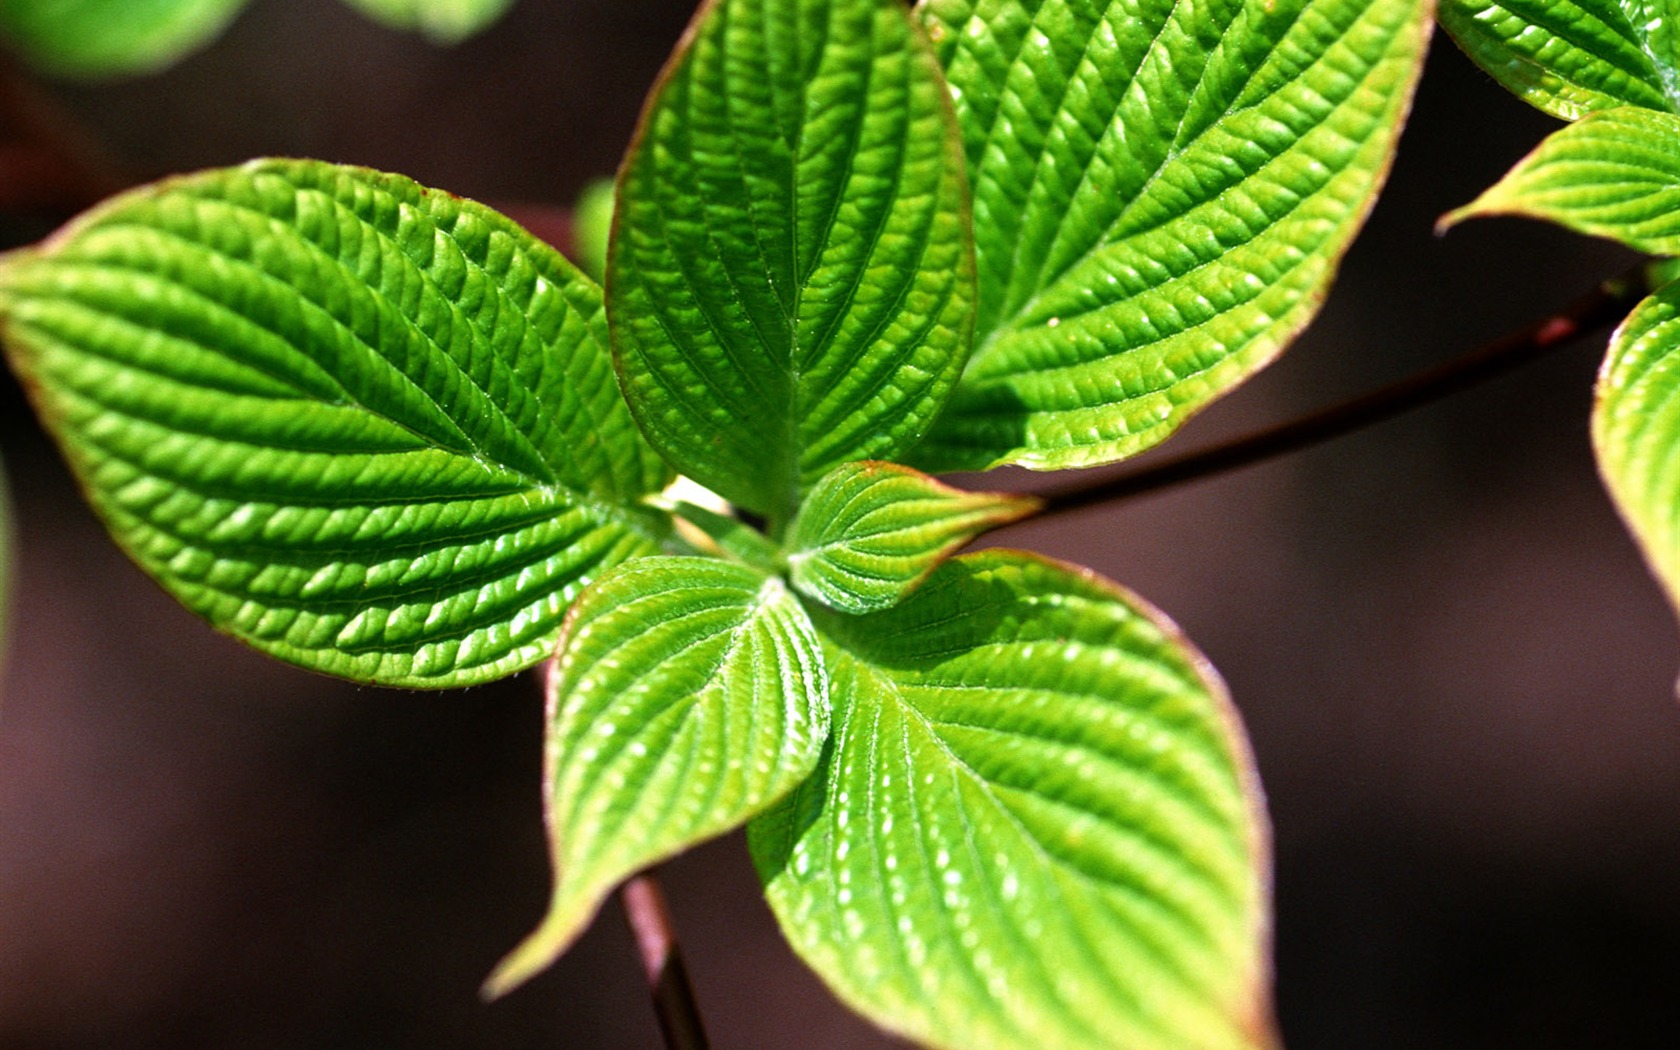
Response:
[0,0,514,77]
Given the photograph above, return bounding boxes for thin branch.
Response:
[620,871,710,1050]
[1026,263,1657,523]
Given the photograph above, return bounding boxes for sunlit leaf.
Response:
[609,0,974,525]
[672,500,783,573]
[753,550,1272,1050]
[338,0,515,43]
[911,0,1430,472]
[0,0,248,77]
[486,556,829,995]
[1437,0,1678,120]
[0,159,671,686]
[787,460,1038,613]
[1442,106,1680,254]
[1595,278,1680,620]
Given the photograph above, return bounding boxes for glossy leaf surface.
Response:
[0,0,247,77]
[752,551,1271,1050]
[609,0,974,523]
[0,159,670,686]
[1437,0,1679,120]
[1596,278,1680,618]
[487,556,829,995]
[787,460,1038,613]
[1443,106,1680,254]
[910,0,1430,471]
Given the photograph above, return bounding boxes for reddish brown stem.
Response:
[620,872,710,1050]
[1027,263,1656,522]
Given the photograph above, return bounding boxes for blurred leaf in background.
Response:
[338,0,516,44]
[0,0,249,78]
[0,0,516,78]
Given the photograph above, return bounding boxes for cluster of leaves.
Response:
[0,0,1435,1046]
[1439,1,1680,624]
[0,0,512,77]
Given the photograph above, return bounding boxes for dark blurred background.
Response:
[1,2,1677,1047]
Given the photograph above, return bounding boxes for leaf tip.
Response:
[481,901,592,1001]
[1434,198,1482,237]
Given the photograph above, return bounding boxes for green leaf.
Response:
[337,0,515,43]
[1442,106,1680,254]
[1595,278,1680,619]
[910,0,1430,472]
[752,551,1271,1050]
[609,0,975,525]
[0,0,248,78]
[786,460,1038,613]
[672,500,783,573]
[0,159,672,687]
[486,555,829,995]
[570,177,615,284]
[1437,0,1678,121]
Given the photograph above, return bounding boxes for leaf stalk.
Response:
[1023,262,1659,522]
[621,871,710,1050]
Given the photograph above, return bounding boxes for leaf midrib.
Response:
[49,227,657,538]
[830,646,1225,1040]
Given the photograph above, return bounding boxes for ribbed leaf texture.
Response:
[1596,279,1680,618]
[1443,106,1680,253]
[0,0,247,77]
[787,460,1039,613]
[338,0,516,44]
[0,159,672,687]
[609,0,975,524]
[1438,0,1680,120]
[486,556,829,995]
[909,0,1430,472]
[752,551,1272,1050]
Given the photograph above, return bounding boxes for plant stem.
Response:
[531,660,708,1048]
[1026,263,1657,522]
[621,871,710,1050]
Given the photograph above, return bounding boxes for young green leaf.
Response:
[337,0,515,43]
[910,0,1430,472]
[1595,278,1680,620]
[752,551,1272,1050]
[609,0,975,525]
[1442,106,1680,254]
[786,460,1038,613]
[1437,0,1678,121]
[672,500,783,573]
[486,555,829,996]
[0,0,248,78]
[0,159,671,687]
